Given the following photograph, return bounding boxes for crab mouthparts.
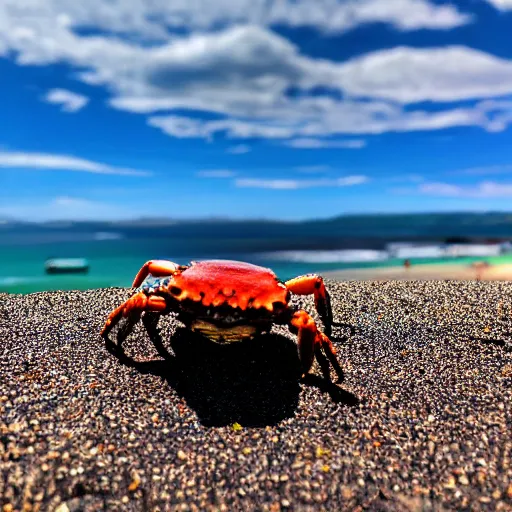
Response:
[190,319,257,344]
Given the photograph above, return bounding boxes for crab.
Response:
[100,259,344,382]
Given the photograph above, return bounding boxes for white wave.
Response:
[0,276,48,286]
[388,242,503,259]
[445,244,502,257]
[388,245,446,259]
[261,249,389,263]
[262,243,505,264]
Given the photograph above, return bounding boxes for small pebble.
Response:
[459,475,469,486]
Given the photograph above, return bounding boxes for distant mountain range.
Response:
[3,212,512,251]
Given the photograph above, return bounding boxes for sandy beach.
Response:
[325,262,512,281]
[1,281,512,510]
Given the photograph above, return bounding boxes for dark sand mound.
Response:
[1,281,512,511]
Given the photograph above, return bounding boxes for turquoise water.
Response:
[0,238,371,293]
[2,236,511,294]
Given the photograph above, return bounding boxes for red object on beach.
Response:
[101,259,343,382]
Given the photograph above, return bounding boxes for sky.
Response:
[1,0,512,221]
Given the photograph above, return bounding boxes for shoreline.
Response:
[323,261,512,281]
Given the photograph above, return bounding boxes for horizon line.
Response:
[2,210,512,225]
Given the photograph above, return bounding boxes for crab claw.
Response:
[101,291,168,343]
[285,274,333,337]
[289,310,343,383]
[132,260,180,287]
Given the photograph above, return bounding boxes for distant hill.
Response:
[2,212,512,251]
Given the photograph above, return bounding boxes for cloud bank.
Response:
[0,0,510,144]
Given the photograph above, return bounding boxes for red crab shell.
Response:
[169,260,289,312]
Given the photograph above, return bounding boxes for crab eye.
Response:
[170,286,182,296]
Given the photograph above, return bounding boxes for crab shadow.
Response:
[106,315,358,427]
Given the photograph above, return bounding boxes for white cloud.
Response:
[147,98,512,141]
[419,182,464,196]
[485,0,512,9]
[1,2,510,142]
[285,138,367,149]
[0,0,470,54]
[419,181,512,198]
[44,88,89,112]
[105,30,512,117]
[235,175,368,189]
[236,179,303,190]
[337,46,512,103]
[227,144,251,154]
[148,115,296,139]
[113,28,512,139]
[476,100,512,132]
[197,169,236,178]
[0,151,151,176]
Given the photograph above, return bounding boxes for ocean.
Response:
[2,232,512,294]
[3,214,512,294]
[0,236,391,294]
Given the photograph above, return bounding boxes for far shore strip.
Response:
[323,262,512,281]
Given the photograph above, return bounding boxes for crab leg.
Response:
[132,260,181,287]
[285,274,333,336]
[289,310,343,383]
[100,291,168,339]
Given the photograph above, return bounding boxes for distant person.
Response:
[472,260,490,281]
[404,259,411,270]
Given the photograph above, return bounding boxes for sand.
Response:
[324,263,512,282]
[1,282,512,511]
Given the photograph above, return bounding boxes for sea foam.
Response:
[259,249,389,264]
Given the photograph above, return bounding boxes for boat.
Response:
[45,258,90,275]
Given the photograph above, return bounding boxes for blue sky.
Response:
[1,0,512,221]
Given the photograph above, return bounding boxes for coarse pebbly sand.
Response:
[1,281,512,511]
